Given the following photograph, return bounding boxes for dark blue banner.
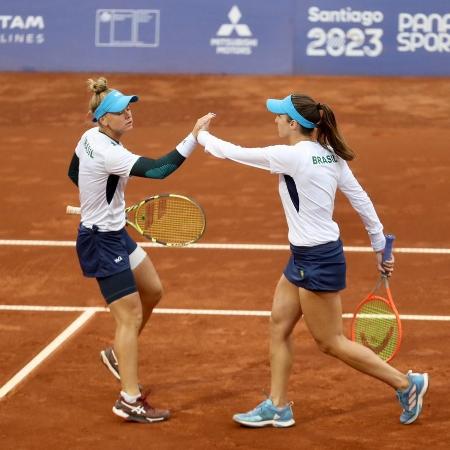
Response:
[0,1,448,75]
[294,0,450,75]
[0,0,293,74]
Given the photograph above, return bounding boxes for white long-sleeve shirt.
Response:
[198,131,385,251]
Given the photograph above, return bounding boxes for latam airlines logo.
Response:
[0,15,45,45]
[210,6,258,55]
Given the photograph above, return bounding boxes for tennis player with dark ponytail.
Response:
[197,94,428,427]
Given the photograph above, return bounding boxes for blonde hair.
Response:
[86,77,112,115]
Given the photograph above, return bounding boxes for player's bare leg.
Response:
[298,288,409,390]
[270,275,303,406]
[132,254,163,335]
[109,292,142,396]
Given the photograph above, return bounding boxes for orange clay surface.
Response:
[0,73,449,449]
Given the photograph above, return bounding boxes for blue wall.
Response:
[0,1,448,75]
[294,0,450,75]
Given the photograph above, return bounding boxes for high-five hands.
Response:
[192,112,216,139]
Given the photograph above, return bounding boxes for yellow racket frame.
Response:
[126,193,206,246]
[66,193,206,247]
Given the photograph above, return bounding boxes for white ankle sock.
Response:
[121,391,140,403]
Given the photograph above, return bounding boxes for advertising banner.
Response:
[294,0,450,75]
[0,0,293,74]
[0,1,448,75]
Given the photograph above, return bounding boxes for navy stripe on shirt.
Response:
[106,174,120,204]
[283,175,299,212]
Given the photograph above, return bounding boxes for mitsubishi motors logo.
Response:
[216,6,252,37]
[210,5,258,55]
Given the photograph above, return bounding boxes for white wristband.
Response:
[176,133,197,158]
[370,232,386,253]
[197,130,210,147]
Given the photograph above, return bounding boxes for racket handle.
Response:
[382,234,396,262]
[66,205,81,215]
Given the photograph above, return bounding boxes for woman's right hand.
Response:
[376,251,395,277]
[192,112,216,139]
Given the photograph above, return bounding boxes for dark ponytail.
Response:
[291,94,355,161]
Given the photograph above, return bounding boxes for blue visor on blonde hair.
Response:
[93,89,139,122]
[266,95,316,129]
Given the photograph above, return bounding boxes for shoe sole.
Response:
[402,373,429,425]
[233,417,295,428]
[100,350,120,381]
[112,406,168,424]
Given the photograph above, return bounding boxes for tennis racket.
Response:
[350,235,402,362]
[66,193,206,247]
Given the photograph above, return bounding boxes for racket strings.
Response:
[136,197,204,245]
[353,297,400,361]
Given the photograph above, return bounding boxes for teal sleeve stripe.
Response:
[144,163,180,179]
[130,149,186,179]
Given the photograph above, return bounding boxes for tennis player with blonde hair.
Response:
[196,95,428,428]
[67,77,211,423]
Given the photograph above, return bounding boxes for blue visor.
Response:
[93,89,139,122]
[266,95,316,129]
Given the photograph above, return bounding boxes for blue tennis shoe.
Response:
[233,398,295,428]
[396,371,429,424]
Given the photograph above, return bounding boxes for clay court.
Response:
[0,73,449,449]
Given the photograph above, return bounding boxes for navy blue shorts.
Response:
[284,239,346,292]
[76,225,138,303]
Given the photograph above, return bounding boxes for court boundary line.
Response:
[1,304,450,320]
[1,304,449,399]
[0,239,449,254]
[0,309,96,399]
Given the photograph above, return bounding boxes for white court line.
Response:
[0,239,449,254]
[0,309,96,399]
[1,305,449,398]
[1,304,450,321]
[0,305,107,313]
